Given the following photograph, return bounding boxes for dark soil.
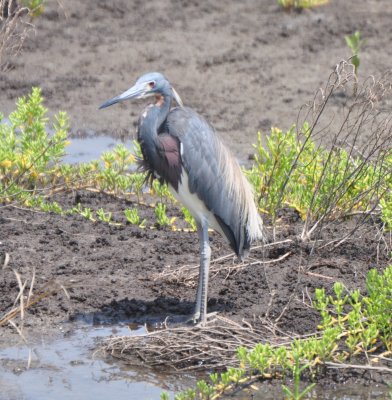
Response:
[1,0,392,391]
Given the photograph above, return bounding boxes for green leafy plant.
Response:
[151,180,174,203]
[282,342,316,400]
[345,31,364,77]
[96,208,112,223]
[124,208,146,228]
[248,121,389,241]
[181,207,197,231]
[315,266,392,352]
[155,202,174,228]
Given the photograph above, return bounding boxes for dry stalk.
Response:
[0,255,71,327]
[0,0,30,71]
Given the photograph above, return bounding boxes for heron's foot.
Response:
[188,311,219,327]
[158,312,218,328]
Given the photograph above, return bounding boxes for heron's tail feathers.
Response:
[217,143,264,255]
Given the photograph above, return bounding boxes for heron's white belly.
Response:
[168,171,224,236]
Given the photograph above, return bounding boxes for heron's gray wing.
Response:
[165,107,250,256]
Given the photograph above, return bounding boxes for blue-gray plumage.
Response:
[99,72,263,325]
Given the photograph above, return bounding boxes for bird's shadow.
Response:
[69,296,234,328]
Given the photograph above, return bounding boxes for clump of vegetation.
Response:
[181,207,197,231]
[155,202,175,228]
[277,0,329,10]
[0,87,69,202]
[124,208,146,227]
[248,122,389,240]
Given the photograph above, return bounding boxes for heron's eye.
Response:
[148,81,156,89]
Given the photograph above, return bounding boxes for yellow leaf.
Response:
[0,160,12,168]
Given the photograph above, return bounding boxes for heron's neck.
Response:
[139,93,172,139]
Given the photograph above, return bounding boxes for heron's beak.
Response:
[99,82,149,109]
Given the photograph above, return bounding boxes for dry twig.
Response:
[0,0,30,71]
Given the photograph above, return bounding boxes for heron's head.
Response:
[99,72,183,109]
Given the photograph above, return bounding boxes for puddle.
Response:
[63,133,134,164]
[0,322,193,400]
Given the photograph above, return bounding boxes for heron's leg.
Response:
[193,220,211,325]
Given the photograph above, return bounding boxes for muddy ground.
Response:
[1,0,392,391]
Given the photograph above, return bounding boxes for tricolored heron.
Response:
[99,72,263,325]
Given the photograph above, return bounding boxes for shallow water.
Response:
[0,322,193,400]
[63,134,133,164]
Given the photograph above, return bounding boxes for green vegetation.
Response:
[0,87,68,203]
[162,266,392,399]
[155,202,175,228]
[345,31,364,77]
[181,207,197,231]
[124,208,141,225]
[277,0,329,10]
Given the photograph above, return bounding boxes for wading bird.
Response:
[99,72,263,325]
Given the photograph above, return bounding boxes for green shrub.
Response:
[0,87,68,203]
